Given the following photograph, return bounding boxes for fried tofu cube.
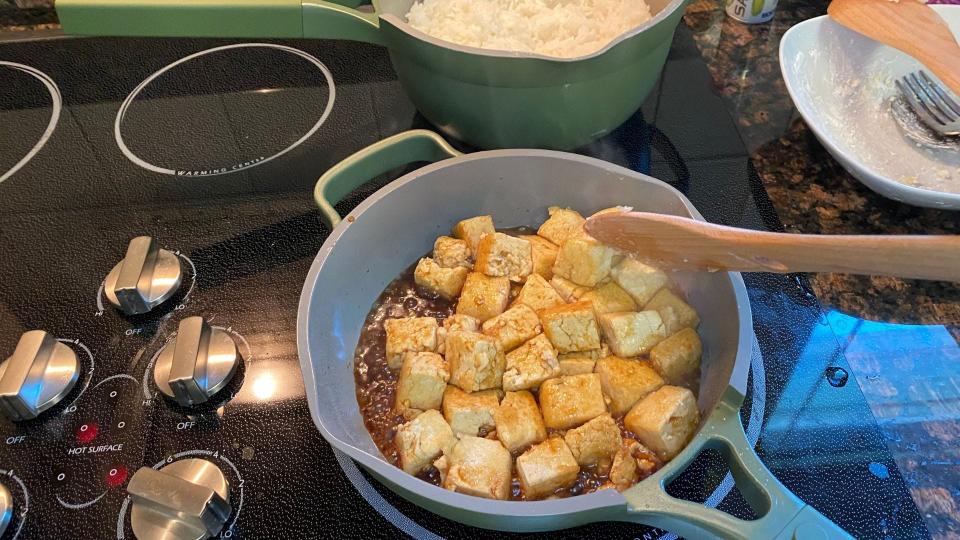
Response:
[624,386,700,461]
[444,331,506,392]
[456,272,511,322]
[644,289,700,335]
[552,237,617,287]
[414,257,469,300]
[650,328,702,383]
[538,301,601,353]
[453,215,495,255]
[538,373,607,430]
[433,236,472,268]
[494,390,547,452]
[443,436,513,500]
[595,356,664,416]
[441,385,500,437]
[610,259,668,306]
[558,357,596,376]
[598,310,667,358]
[580,282,637,315]
[520,235,559,279]
[549,276,590,303]
[537,206,586,246]
[394,409,456,475]
[395,352,450,416]
[433,455,449,484]
[609,440,640,491]
[384,317,439,369]
[503,334,561,391]
[563,414,622,472]
[443,314,480,333]
[482,304,542,352]
[513,274,565,312]
[516,437,580,499]
[474,232,533,281]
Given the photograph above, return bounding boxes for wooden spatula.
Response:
[828,0,960,96]
[584,212,960,281]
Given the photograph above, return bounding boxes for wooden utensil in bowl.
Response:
[585,212,960,281]
[828,0,960,95]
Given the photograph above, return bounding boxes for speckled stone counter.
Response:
[683,1,959,537]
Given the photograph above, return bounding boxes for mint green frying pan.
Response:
[57,0,686,150]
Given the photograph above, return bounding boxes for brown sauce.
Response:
[353,228,696,500]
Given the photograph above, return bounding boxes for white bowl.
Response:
[780,6,960,210]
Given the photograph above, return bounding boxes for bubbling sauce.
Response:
[353,229,698,500]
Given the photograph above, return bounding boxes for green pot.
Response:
[57,0,688,150]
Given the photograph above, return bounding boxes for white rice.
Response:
[405,0,654,58]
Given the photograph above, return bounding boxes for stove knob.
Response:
[154,317,239,406]
[105,236,183,315]
[128,458,231,540]
[0,482,12,536]
[0,330,79,421]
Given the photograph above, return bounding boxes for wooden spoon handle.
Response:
[714,232,960,281]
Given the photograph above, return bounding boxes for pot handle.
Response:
[57,0,382,42]
[314,130,462,228]
[622,387,852,540]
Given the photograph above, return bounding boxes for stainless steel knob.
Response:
[154,317,239,407]
[0,330,79,421]
[0,482,12,536]
[105,236,182,315]
[128,458,231,540]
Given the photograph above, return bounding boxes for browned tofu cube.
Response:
[437,314,480,355]
[494,390,547,452]
[394,409,456,475]
[594,356,664,416]
[552,237,617,287]
[474,232,533,281]
[563,414,622,472]
[384,317,439,369]
[644,289,700,335]
[609,438,659,491]
[650,328,702,383]
[453,215,495,255]
[536,206,586,246]
[441,385,500,437]
[395,352,450,416]
[513,274,565,312]
[580,282,637,315]
[549,276,591,303]
[414,257,470,300]
[502,334,561,391]
[538,301,601,353]
[482,304,542,352]
[456,272,511,322]
[624,385,700,461]
[598,310,667,357]
[520,235,559,280]
[610,258,668,306]
[558,357,596,376]
[433,235,473,268]
[538,373,607,430]
[516,437,580,499]
[442,436,513,500]
[444,331,505,392]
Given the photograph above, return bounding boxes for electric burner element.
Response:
[114,43,335,177]
[0,62,61,184]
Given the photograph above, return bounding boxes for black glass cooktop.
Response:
[0,26,927,539]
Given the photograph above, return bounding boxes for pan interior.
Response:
[301,151,743,463]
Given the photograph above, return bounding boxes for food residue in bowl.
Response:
[353,206,704,501]
[405,0,653,58]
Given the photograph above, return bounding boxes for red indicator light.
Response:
[106,466,128,488]
[76,422,99,444]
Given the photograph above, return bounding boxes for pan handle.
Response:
[302,1,384,44]
[622,387,852,539]
[314,130,462,228]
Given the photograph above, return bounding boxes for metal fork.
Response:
[895,71,960,137]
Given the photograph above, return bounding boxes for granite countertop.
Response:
[2,2,958,537]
